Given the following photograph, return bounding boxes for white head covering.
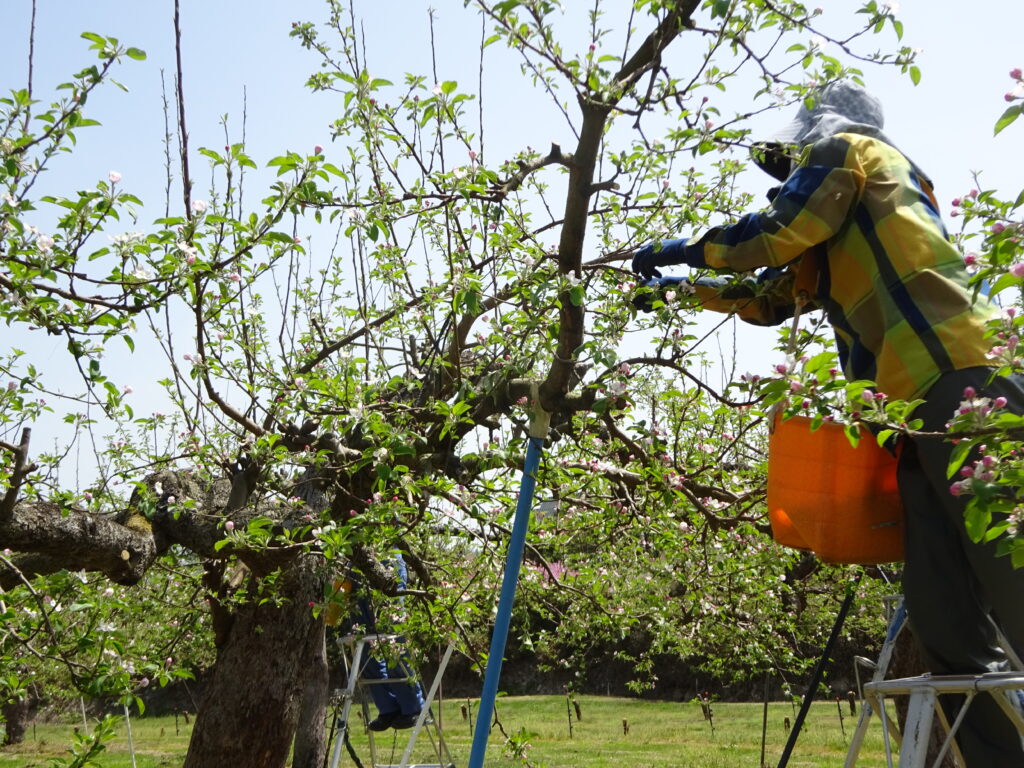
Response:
[753,81,930,184]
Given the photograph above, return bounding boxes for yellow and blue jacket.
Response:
[668,132,997,401]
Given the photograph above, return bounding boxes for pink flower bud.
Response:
[992,222,1007,234]
[949,482,964,497]
[964,253,978,266]
[994,396,1008,409]
[1013,68,1023,80]
[963,386,977,398]
[225,520,235,531]
[774,363,788,374]
[951,197,961,207]
[1009,263,1024,278]
[314,145,323,154]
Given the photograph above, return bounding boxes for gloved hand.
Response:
[631,237,689,279]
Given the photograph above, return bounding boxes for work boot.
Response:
[367,712,399,731]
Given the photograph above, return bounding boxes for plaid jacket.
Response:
[674,132,997,401]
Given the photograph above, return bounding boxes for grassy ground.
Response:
[0,695,892,767]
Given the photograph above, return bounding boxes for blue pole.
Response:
[467,434,545,768]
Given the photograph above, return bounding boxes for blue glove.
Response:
[631,238,690,279]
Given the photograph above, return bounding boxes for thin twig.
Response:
[173,0,193,218]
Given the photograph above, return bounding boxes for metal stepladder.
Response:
[327,634,456,768]
[845,597,1024,768]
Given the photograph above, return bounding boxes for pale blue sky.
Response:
[3,2,1020,213]
[1,1,1021,483]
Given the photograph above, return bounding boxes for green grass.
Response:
[0,695,892,767]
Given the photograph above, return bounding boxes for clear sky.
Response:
[2,0,1022,482]
[3,2,1020,211]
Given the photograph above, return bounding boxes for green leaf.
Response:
[1011,544,1024,569]
[125,47,147,61]
[963,503,991,544]
[946,439,973,479]
[710,0,731,19]
[994,104,1022,136]
[909,65,921,85]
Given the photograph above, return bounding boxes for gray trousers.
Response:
[900,367,1024,767]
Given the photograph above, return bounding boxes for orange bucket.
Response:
[767,414,904,564]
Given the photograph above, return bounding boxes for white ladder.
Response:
[845,598,1024,768]
[328,635,456,768]
[864,671,1024,768]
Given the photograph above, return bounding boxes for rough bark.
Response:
[291,618,329,768]
[0,500,157,587]
[183,554,328,768]
[1,696,31,746]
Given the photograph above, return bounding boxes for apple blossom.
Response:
[108,170,122,184]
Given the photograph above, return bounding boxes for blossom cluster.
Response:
[949,450,999,498]
[1005,67,1024,102]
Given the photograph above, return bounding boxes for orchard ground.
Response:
[0,694,891,767]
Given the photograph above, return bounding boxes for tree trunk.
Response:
[1,696,30,746]
[292,616,329,768]
[888,624,957,768]
[183,555,327,768]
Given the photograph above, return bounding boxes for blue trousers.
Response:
[352,557,425,717]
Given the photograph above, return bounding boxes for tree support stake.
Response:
[468,384,550,768]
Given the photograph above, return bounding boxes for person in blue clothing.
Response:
[351,554,426,731]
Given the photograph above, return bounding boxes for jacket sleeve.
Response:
[680,135,865,271]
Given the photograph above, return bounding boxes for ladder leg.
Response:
[899,688,937,768]
[846,599,907,767]
[399,643,455,768]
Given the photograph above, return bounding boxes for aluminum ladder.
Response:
[845,598,1024,768]
[328,634,456,768]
